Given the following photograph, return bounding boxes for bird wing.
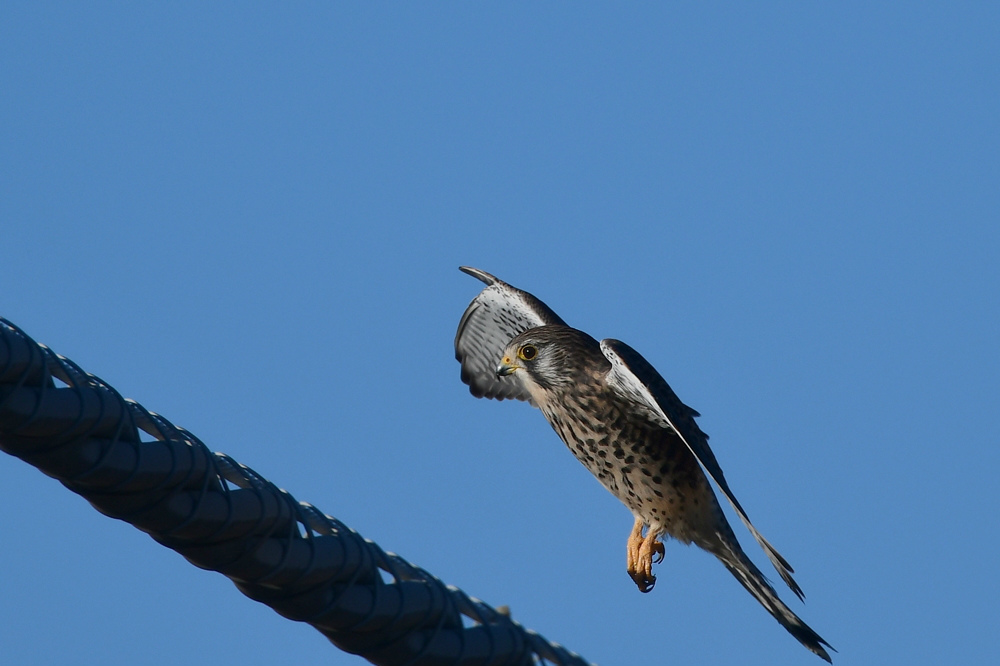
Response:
[455,267,567,402]
[600,337,804,600]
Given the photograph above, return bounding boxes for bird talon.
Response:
[652,540,665,564]
[626,519,664,593]
[629,570,656,593]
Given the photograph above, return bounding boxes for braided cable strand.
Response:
[0,318,592,666]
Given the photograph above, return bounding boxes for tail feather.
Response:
[750,524,805,601]
[718,544,834,662]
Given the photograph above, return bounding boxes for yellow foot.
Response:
[625,519,664,593]
[650,538,665,565]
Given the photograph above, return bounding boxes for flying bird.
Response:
[454,266,833,662]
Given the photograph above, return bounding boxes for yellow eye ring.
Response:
[517,344,538,361]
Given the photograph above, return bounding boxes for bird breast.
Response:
[540,395,721,543]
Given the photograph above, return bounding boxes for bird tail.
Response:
[716,543,834,662]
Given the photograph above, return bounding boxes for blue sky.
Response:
[2,3,998,664]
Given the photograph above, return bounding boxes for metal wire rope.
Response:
[0,317,592,666]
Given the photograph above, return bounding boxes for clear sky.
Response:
[2,4,998,665]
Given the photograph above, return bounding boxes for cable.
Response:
[0,317,592,666]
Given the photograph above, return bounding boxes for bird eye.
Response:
[518,344,537,361]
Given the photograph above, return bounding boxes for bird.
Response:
[454,266,833,662]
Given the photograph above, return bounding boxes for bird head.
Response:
[495,325,603,399]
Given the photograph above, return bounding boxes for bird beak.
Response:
[496,356,519,377]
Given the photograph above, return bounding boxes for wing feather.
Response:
[455,267,567,402]
[600,338,805,601]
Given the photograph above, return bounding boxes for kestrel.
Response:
[454,267,833,662]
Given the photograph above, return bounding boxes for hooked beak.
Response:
[496,355,519,377]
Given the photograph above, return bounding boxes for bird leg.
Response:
[626,518,644,577]
[626,518,664,593]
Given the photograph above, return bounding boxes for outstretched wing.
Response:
[600,338,805,601]
[455,267,567,402]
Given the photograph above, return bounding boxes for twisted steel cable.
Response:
[0,317,592,666]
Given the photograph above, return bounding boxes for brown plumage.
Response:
[456,268,833,662]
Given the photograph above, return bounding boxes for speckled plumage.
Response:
[503,327,718,545]
[455,268,833,662]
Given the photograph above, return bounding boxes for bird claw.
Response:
[626,521,664,593]
[651,539,665,564]
[629,569,657,593]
